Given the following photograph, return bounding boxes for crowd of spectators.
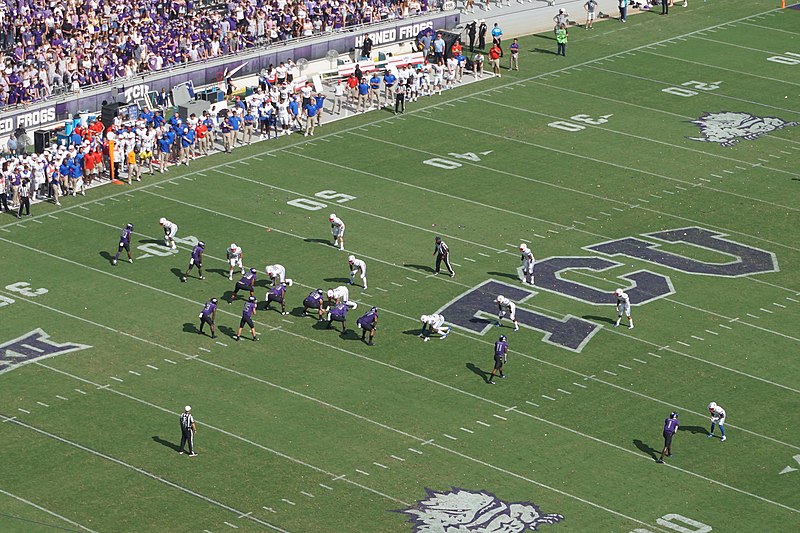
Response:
[0,0,433,108]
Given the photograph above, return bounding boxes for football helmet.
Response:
[499,335,507,342]
[197,241,205,248]
[249,296,256,302]
[614,288,624,297]
[708,402,717,411]
[495,295,508,305]
[210,298,218,304]
[230,243,237,251]
[348,255,355,263]
[420,314,430,323]
[670,412,678,419]
[159,217,166,225]
[285,279,293,287]
[250,267,257,274]
[329,213,337,222]
[327,289,334,299]
[519,243,528,252]
[126,223,134,229]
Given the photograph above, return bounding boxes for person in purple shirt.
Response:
[265,279,291,315]
[657,412,680,464]
[326,302,348,334]
[231,267,257,302]
[181,240,205,282]
[234,295,258,341]
[303,288,326,320]
[488,335,508,384]
[112,223,134,266]
[198,297,218,338]
[356,306,378,346]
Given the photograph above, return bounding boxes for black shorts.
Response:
[118,241,130,251]
[267,294,282,303]
[303,298,320,309]
[234,281,251,293]
[663,431,674,448]
[240,317,254,329]
[493,354,505,370]
[200,315,214,326]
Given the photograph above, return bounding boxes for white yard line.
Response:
[0,487,99,533]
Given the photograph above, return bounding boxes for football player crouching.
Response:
[356,306,378,346]
[303,288,327,320]
[265,263,286,286]
[419,314,450,341]
[265,279,292,315]
[495,295,519,331]
[347,255,367,290]
[327,301,349,334]
[327,286,358,309]
[227,243,244,281]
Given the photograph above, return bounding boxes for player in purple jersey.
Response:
[326,302,349,334]
[303,288,326,320]
[488,335,508,384]
[657,412,680,463]
[356,306,379,346]
[181,241,206,282]
[231,268,257,302]
[265,279,292,315]
[112,223,134,266]
[234,296,258,341]
[198,298,218,338]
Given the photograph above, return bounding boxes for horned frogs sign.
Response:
[689,111,798,147]
[398,488,564,532]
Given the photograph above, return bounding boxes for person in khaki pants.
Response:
[126,148,141,183]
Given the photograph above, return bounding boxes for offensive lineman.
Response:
[112,223,134,265]
[495,295,520,331]
[519,243,534,285]
[303,288,326,320]
[356,306,378,346]
[707,402,727,442]
[159,217,178,250]
[265,279,292,315]
[614,288,634,329]
[234,296,258,341]
[181,240,205,282]
[327,286,358,309]
[231,268,257,302]
[419,314,450,341]
[329,213,345,251]
[226,243,244,281]
[198,298,218,338]
[347,255,367,289]
[327,301,349,334]
[488,335,508,384]
[265,264,286,286]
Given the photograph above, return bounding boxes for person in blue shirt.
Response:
[153,110,166,128]
[140,107,154,126]
[288,97,301,130]
[357,78,370,113]
[382,70,397,108]
[314,92,326,126]
[657,412,679,463]
[243,109,256,144]
[491,23,503,45]
[158,134,172,173]
[369,72,382,108]
[180,127,195,165]
[228,110,242,146]
[304,98,318,136]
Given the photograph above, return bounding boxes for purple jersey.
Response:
[357,308,378,329]
[663,417,679,434]
[201,301,216,317]
[243,301,256,319]
[329,302,348,320]
[239,272,256,287]
[269,284,287,299]
[191,245,203,262]
[494,340,508,357]
[119,227,132,244]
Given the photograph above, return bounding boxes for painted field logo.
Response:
[0,329,91,375]
[689,111,798,147]
[398,488,564,532]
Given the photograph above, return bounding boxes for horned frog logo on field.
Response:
[398,488,564,532]
[689,111,798,147]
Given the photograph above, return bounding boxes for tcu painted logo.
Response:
[398,488,564,532]
[689,111,798,147]
[0,329,91,375]
[437,227,777,352]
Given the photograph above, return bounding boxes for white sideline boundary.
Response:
[0,487,98,533]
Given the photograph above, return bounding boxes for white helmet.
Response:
[329,213,336,221]
[266,265,274,276]
[420,314,429,323]
[159,217,166,225]
[519,243,528,252]
[230,243,237,251]
[708,402,717,411]
[327,289,334,298]
[614,288,624,297]
[348,255,355,263]
[495,295,508,305]
[184,405,191,412]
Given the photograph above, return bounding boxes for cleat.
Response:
[488,381,495,385]
[707,434,714,438]
[200,276,205,280]
[495,322,501,327]
[423,337,429,342]
[179,451,184,454]
[282,312,288,315]
[656,459,664,464]
[450,272,455,277]
[440,334,448,340]
[628,325,634,329]
[229,275,233,281]
[368,341,374,346]
[720,436,726,442]
[418,334,424,338]
[181,276,187,283]
[513,325,519,331]
[112,259,117,266]
[211,334,216,339]
[128,258,133,263]
[253,336,258,341]
[614,322,620,327]
[234,335,240,341]
[188,452,198,457]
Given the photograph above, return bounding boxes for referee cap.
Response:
[184,405,191,412]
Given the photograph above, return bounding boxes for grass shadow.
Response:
[138,238,165,245]
[170,267,184,280]
[404,264,435,273]
[152,435,181,452]
[582,315,617,325]
[466,362,489,383]
[218,325,238,338]
[487,271,519,281]
[304,237,333,246]
[679,425,709,435]
[182,322,199,334]
[533,48,558,55]
[290,306,315,317]
[402,329,423,336]
[99,251,115,263]
[206,268,229,278]
[633,439,659,460]
[324,277,351,284]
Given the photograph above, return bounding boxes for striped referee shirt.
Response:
[18,183,30,198]
[434,240,449,256]
[180,412,194,430]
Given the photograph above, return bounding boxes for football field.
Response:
[1,2,799,532]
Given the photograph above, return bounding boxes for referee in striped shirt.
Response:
[179,405,198,457]
[16,178,31,218]
[433,236,455,277]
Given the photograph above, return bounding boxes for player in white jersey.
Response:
[519,243,535,284]
[329,213,345,250]
[265,263,286,285]
[347,255,367,289]
[613,288,634,329]
[327,285,358,309]
[140,127,157,175]
[159,217,178,249]
[707,402,727,442]
[227,243,244,280]
[419,314,450,341]
[495,295,519,331]
[276,97,291,135]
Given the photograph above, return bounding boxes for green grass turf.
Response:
[1,2,799,531]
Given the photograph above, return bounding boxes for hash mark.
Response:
[586,216,599,221]
[444,434,458,440]
[637,198,650,203]
[674,185,688,191]
[373,462,388,469]
[281,319,294,324]
[633,358,648,365]
[301,491,315,498]
[375,287,388,292]
[109,198,120,202]
[719,324,733,330]
[463,257,476,262]
[30,218,44,224]
[603,370,617,376]
[408,448,423,454]
[147,365,159,370]
[355,469,370,476]
[215,341,228,347]
[617,364,631,370]
[390,282,404,287]
[405,277,418,282]
[525,400,540,407]
[390,455,406,462]
[37,402,50,407]
[787,297,800,303]
[676,341,691,347]
[460,427,474,434]
[541,395,556,401]
[647,352,662,358]
[705,330,719,336]
[478,252,491,257]
[55,395,69,401]
[691,336,705,341]
[319,483,334,490]
[611,207,625,212]
[128,370,141,376]
[650,194,662,199]
[18,408,31,414]
[759,308,773,314]
[746,313,760,319]
[600,212,612,216]
[198,347,211,353]
[261,507,276,514]
[773,302,786,308]
[572,382,587,388]
[281,499,296,506]
[492,414,507,420]
[476,421,491,427]
[110,377,124,382]
[662,190,675,195]
[164,359,177,364]
[451,263,462,267]
[557,389,571,395]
